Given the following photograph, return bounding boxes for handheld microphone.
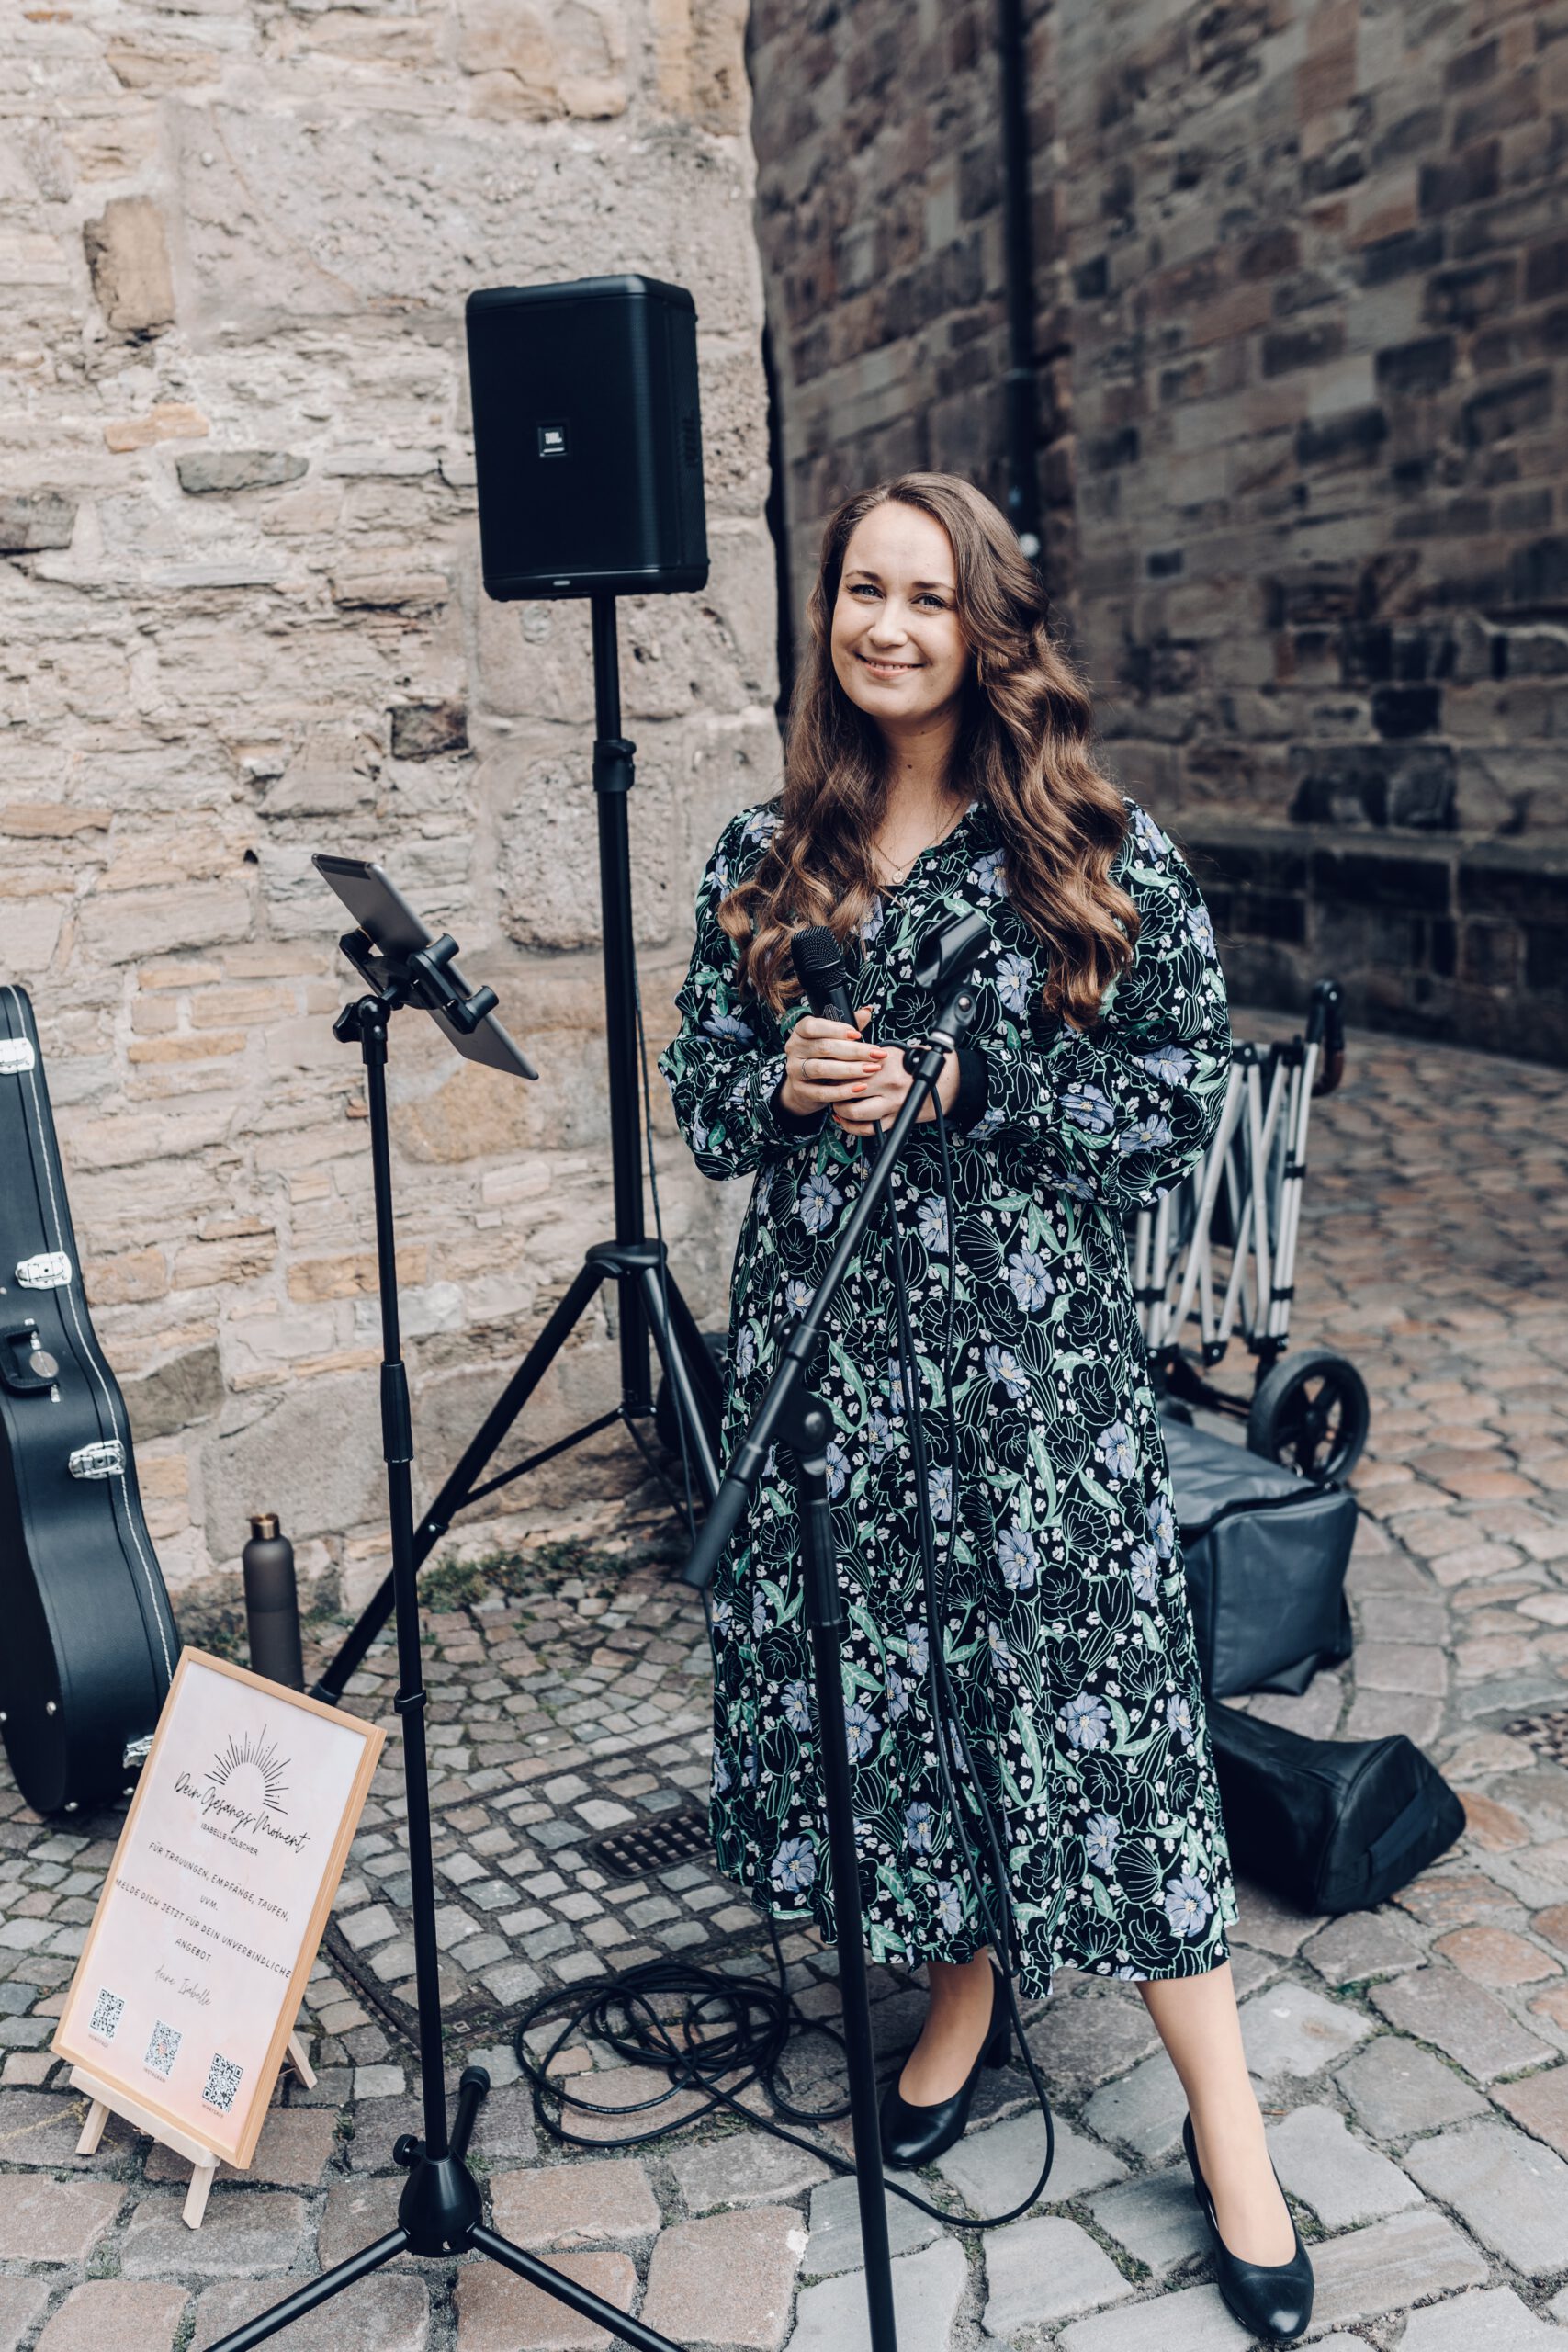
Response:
[789,923,859,1028]
[789,923,880,1161]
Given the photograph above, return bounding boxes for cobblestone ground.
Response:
[3,1016,1568,2352]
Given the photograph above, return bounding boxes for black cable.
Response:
[633,968,700,1545]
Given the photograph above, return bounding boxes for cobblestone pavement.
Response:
[3,1015,1568,2351]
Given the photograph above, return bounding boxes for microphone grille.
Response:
[790,923,846,984]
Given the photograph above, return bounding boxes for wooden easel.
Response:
[70,2027,316,2227]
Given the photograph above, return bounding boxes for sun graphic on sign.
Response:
[208,1725,291,1815]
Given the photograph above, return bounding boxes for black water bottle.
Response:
[243,1512,304,1690]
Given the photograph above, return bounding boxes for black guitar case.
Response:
[0,984,180,1814]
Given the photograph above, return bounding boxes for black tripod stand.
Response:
[679,919,987,2352]
[210,942,688,2352]
[310,593,721,1709]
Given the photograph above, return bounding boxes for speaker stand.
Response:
[311,593,721,1707]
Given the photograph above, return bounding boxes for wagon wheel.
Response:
[1246,1347,1370,1483]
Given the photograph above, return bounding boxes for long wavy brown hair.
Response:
[719,472,1138,1029]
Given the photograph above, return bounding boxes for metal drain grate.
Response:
[1501,1707,1568,1769]
[589,1805,712,1883]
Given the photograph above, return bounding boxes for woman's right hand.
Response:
[778,1008,887,1118]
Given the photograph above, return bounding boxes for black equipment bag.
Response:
[1166,1415,1356,1699]
[1210,1704,1465,1915]
[0,985,180,1815]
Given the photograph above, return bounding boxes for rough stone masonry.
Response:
[0,2,774,1606]
[750,0,1568,1060]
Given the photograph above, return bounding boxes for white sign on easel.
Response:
[52,1648,384,2224]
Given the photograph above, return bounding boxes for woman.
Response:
[660,473,1313,2341]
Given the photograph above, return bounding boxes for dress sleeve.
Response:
[658,818,822,1181]
[958,812,1231,1211]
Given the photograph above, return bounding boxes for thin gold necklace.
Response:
[873,800,969,888]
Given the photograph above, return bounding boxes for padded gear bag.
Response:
[0,984,180,1814]
[1210,1703,1465,1915]
[1166,1414,1356,1700]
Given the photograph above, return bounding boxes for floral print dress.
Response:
[659,793,1239,1997]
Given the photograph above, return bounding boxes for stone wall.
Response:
[1,0,775,1609]
[749,0,1568,1061]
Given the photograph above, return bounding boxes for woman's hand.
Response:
[778,1008,889,1118]
[834,1038,960,1137]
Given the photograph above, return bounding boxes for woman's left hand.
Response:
[834,1042,960,1137]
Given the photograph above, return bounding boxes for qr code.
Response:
[143,2019,181,2078]
[88,1989,123,2042]
[201,2052,243,2115]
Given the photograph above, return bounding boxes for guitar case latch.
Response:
[16,1252,72,1289]
[68,1440,125,1480]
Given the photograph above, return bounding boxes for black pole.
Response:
[211,967,692,2352]
[359,1003,451,2160]
[592,593,651,1413]
[998,0,1041,563]
[793,1393,898,2352]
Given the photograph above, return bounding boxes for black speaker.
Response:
[465,274,708,602]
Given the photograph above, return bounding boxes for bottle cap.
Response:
[249,1511,281,1540]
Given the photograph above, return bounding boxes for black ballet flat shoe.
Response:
[1182,2112,1314,2344]
[878,1965,1010,2169]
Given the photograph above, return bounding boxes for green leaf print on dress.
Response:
[659,794,1240,1998]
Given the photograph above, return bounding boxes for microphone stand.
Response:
[680,960,983,2352]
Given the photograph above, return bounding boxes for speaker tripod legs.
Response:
[310,1238,721,1707]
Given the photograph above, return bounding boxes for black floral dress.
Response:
[659,794,1239,1997]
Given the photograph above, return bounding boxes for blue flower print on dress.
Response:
[987,1619,1012,1667]
[905,1619,930,1677]
[784,1277,815,1319]
[1130,804,1171,856]
[867,1407,902,1458]
[1167,1693,1195,1747]
[936,1881,964,1934]
[1063,1081,1116,1135]
[886,1668,910,1721]
[844,1699,879,1761]
[970,1102,1008,1142]
[799,1170,843,1235]
[906,1800,936,1855]
[751,1588,769,1641]
[733,1324,758,1379]
[1096,1420,1136,1480]
[782,1679,811,1734]
[1057,1170,1098,1203]
[916,1193,950,1253]
[1085,1811,1120,1872]
[985,1343,1029,1402]
[997,949,1034,1016]
[1130,1541,1160,1603]
[1063,1693,1113,1751]
[743,806,781,842]
[1008,1249,1055,1312]
[826,1439,850,1498]
[711,1752,732,1797]
[1140,1043,1193,1087]
[1148,1493,1177,1558]
[969,846,1006,899]
[704,1009,754,1044]
[861,896,886,946]
[998,1522,1040,1592]
[1118,1114,1175,1158]
[771,1837,817,1894]
[1186,904,1216,958]
[929,1464,953,1522]
[1164,1871,1213,1937]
